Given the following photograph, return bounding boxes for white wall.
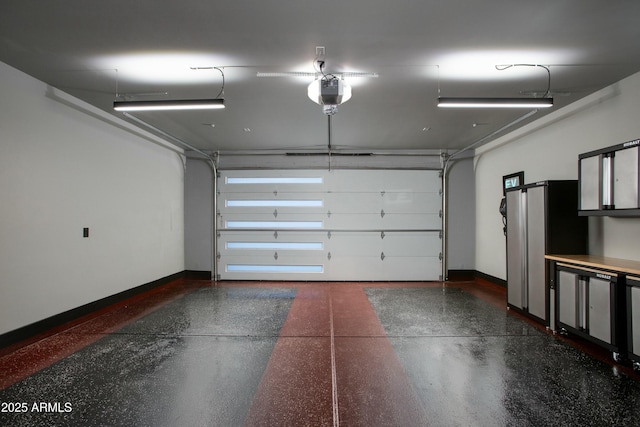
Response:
[0,62,185,335]
[474,71,640,280]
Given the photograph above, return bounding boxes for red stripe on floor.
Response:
[331,285,428,426]
[244,284,428,426]
[244,286,334,426]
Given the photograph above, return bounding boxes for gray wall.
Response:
[0,61,185,335]
[446,156,476,271]
[185,158,214,273]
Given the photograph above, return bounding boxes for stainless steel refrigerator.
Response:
[506,181,588,326]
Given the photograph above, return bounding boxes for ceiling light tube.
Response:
[113,98,225,111]
[437,97,553,108]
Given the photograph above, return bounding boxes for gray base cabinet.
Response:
[556,264,621,352]
[547,255,640,362]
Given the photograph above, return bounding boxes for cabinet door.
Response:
[506,190,524,308]
[613,146,639,209]
[631,286,640,356]
[558,270,578,328]
[526,185,546,320]
[580,156,600,210]
[588,277,612,344]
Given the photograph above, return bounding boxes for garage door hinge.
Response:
[439,210,443,218]
[273,209,278,218]
[327,231,332,239]
[381,252,386,261]
[439,188,443,196]
[273,190,278,196]
[274,231,278,239]
[274,252,278,260]
[381,231,385,239]
[216,252,221,260]
[439,252,443,261]
[380,209,386,218]
[381,190,385,197]
[439,230,443,239]
[327,210,332,218]
[327,252,332,261]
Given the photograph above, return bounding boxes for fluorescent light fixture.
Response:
[437,97,553,108]
[113,98,225,111]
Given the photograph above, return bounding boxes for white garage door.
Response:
[217,169,442,281]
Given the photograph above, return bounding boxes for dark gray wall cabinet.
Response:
[579,139,640,216]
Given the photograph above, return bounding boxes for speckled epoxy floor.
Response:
[366,287,640,426]
[2,280,640,426]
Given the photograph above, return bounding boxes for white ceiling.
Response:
[2,1,640,154]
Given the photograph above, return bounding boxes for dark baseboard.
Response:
[474,270,507,288]
[446,270,476,281]
[185,270,212,280]
[0,271,186,350]
[448,269,507,288]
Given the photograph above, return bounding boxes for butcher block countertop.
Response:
[545,254,640,277]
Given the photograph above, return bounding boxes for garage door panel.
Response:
[222,252,324,264]
[219,191,441,216]
[323,170,441,192]
[379,192,441,214]
[217,169,441,281]
[379,257,442,281]
[325,214,385,229]
[219,192,327,214]
[381,232,441,256]
[326,233,382,256]
[324,192,441,215]
[380,213,442,229]
[326,214,440,230]
[220,230,325,248]
[325,193,393,214]
[220,230,322,240]
[219,171,325,193]
[220,213,326,229]
[325,256,383,281]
